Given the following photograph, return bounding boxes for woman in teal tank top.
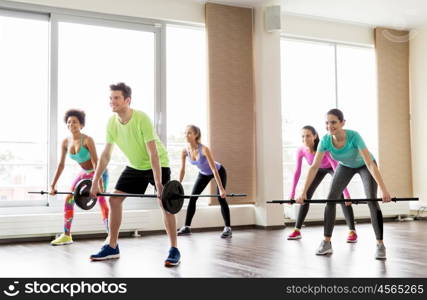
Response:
[49,109,109,246]
[297,109,391,260]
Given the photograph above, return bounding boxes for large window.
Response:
[166,25,208,197]
[281,38,378,199]
[0,7,209,210]
[56,20,156,204]
[0,11,49,205]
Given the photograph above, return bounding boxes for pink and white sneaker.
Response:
[347,231,358,243]
[287,230,302,240]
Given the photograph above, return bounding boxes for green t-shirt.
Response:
[318,129,375,168]
[106,110,169,170]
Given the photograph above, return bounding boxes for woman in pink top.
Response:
[287,126,357,242]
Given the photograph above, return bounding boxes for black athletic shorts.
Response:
[115,166,171,194]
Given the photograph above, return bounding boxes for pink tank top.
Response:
[289,147,351,199]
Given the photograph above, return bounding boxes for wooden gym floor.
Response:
[0,220,426,278]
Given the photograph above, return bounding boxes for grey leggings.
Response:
[324,164,384,240]
[295,168,355,231]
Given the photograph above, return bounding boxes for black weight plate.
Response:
[162,180,184,214]
[74,179,97,210]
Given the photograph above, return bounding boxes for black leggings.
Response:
[324,164,383,240]
[185,166,230,227]
[295,168,355,231]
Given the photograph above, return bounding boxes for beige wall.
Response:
[283,14,374,46]
[409,26,427,207]
[5,0,205,23]
[253,3,285,226]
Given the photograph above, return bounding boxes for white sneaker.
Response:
[221,227,232,238]
[316,240,333,255]
[177,226,191,236]
[375,243,386,260]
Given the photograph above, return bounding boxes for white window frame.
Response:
[0,8,50,208]
[0,1,169,211]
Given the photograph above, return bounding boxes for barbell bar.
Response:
[29,179,247,214]
[267,197,418,205]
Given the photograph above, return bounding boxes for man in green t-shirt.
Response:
[89,82,180,266]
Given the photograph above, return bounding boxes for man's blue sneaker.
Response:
[164,247,181,267]
[90,244,120,261]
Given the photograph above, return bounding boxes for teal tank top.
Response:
[69,136,91,163]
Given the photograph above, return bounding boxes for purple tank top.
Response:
[187,143,221,175]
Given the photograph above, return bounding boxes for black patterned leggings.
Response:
[185,166,230,227]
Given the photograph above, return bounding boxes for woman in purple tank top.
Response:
[177,125,232,238]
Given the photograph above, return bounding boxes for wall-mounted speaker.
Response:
[264,5,282,32]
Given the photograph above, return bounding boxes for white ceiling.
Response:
[199,0,427,29]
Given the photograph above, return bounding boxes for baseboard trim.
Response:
[0,225,259,244]
[2,218,420,244]
[254,225,286,230]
